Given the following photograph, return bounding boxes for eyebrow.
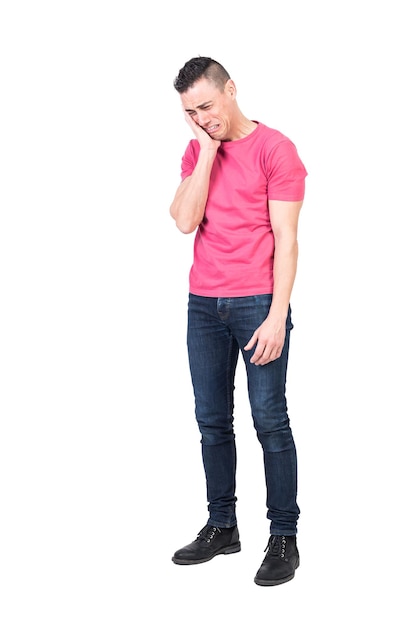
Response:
[184,100,212,113]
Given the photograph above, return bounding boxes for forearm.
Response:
[169,149,217,234]
[243,238,299,365]
[268,238,299,322]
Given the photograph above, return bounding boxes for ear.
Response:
[225,79,237,98]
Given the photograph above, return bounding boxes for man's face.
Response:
[180,77,235,141]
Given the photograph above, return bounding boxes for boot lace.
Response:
[197,525,221,544]
[265,535,287,559]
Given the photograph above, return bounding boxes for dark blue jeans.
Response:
[187,293,300,536]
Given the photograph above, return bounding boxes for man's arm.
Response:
[169,113,220,234]
[244,199,303,365]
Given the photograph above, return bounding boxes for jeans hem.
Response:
[269,527,298,536]
[207,517,237,529]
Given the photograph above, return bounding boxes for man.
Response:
[169,57,307,586]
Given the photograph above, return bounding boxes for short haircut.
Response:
[174,57,231,93]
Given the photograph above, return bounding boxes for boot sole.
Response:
[172,542,241,565]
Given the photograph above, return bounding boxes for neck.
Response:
[223,110,257,141]
[233,116,257,140]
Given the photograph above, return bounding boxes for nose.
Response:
[196,111,210,127]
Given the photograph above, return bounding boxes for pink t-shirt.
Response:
[180,122,307,297]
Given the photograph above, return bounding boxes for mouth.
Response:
[205,124,220,135]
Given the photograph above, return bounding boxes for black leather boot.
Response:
[172,524,241,565]
[254,535,299,586]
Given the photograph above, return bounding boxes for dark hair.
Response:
[174,57,231,93]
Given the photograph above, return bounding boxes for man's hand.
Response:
[184,112,221,151]
[244,317,286,366]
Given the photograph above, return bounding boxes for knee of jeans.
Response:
[196,413,234,446]
[254,412,293,452]
[200,431,235,446]
[257,429,295,452]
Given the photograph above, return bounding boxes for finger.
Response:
[252,343,282,366]
[263,346,284,365]
[249,343,267,364]
[244,333,257,351]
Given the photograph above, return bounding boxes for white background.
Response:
[1,1,417,624]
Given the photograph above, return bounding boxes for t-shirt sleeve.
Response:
[180,140,200,181]
[266,138,308,201]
